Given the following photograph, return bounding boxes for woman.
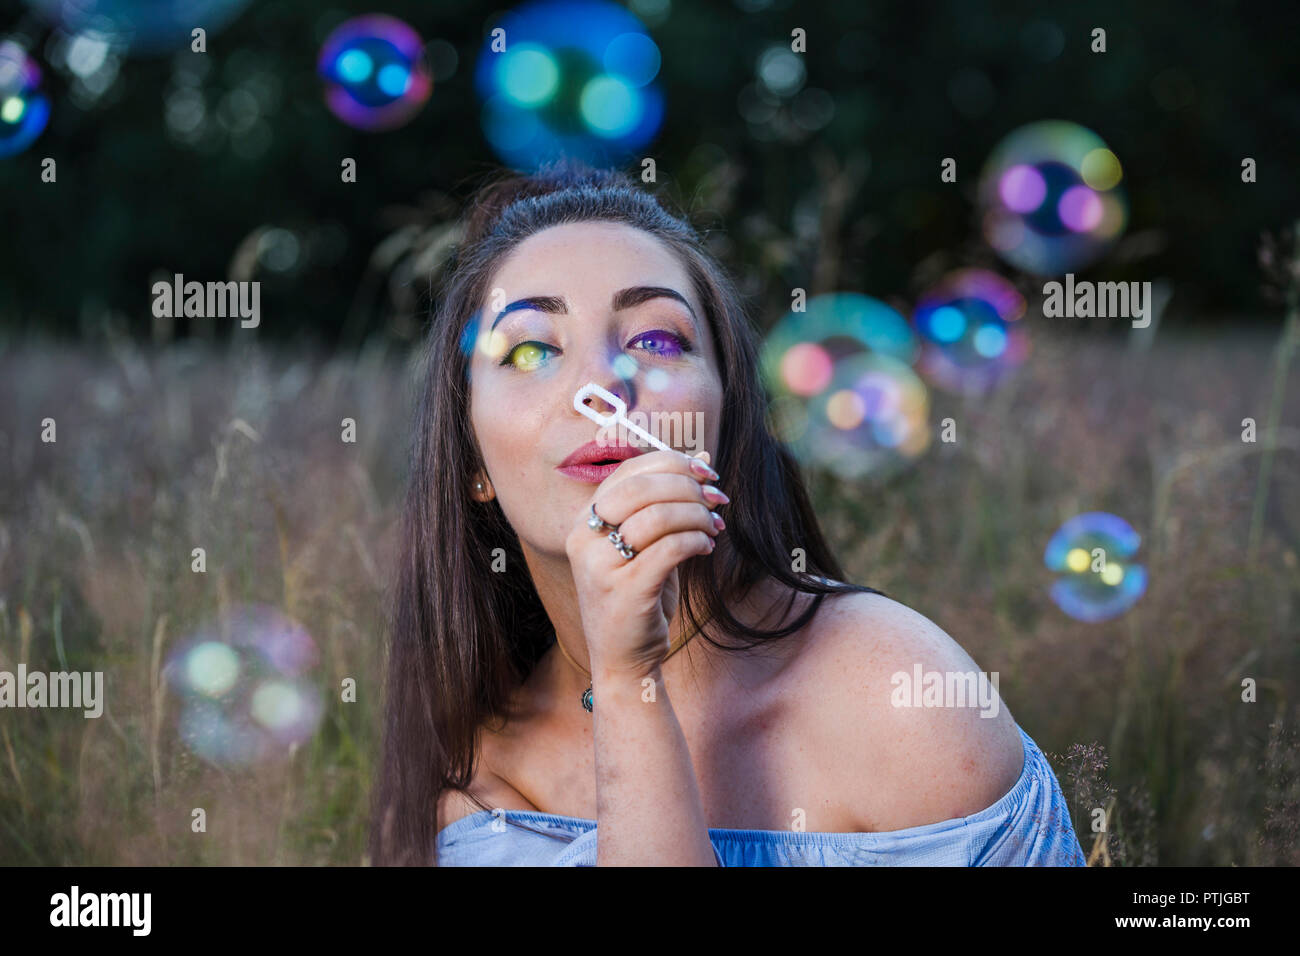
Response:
[370,158,1087,867]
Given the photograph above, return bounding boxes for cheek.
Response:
[474,401,549,476]
[646,378,722,448]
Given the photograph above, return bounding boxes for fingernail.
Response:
[711,511,726,531]
[690,457,720,481]
[703,485,730,504]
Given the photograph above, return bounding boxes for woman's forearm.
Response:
[590,663,719,866]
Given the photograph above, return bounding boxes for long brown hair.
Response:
[369,157,882,865]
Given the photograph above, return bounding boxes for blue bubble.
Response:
[473,0,664,170]
[319,15,432,131]
[0,42,51,158]
[604,31,661,87]
[913,270,1028,394]
[377,63,410,96]
[972,323,1007,358]
[928,306,966,343]
[498,44,560,106]
[337,49,373,83]
[580,74,641,137]
[1044,512,1147,622]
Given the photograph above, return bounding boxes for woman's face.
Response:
[467,220,724,559]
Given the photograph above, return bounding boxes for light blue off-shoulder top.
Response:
[435,724,1087,866]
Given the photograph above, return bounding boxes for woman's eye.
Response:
[500,341,555,371]
[499,330,691,371]
[630,329,691,356]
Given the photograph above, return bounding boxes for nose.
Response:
[578,364,639,418]
[582,383,625,416]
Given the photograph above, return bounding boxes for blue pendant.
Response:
[581,686,593,712]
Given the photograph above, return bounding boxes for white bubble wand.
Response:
[573,381,677,454]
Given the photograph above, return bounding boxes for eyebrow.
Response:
[489,286,700,332]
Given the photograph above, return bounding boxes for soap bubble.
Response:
[913,269,1029,394]
[761,293,928,480]
[165,605,323,767]
[474,0,664,170]
[0,42,51,158]
[24,0,251,56]
[318,14,432,131]
[1044,512,1147,622]
[978,120,1128,276]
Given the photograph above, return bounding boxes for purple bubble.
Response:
[1058,185,1104,232]
[999,164,1047,214]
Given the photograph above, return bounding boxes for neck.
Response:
[518,538,793,713]
[520,540,736,690]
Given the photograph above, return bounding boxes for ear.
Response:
[471,473,495,502]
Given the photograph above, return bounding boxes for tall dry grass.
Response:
[0,319,1296,865]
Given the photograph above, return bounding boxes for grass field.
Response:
[1,319,1297,865]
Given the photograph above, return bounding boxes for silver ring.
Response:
[587,503,619,534]
[607,530,637,560]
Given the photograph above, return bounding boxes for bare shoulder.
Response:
[435,739,541,834]
[794,589,1025,832]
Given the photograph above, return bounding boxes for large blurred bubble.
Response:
[25,0,251,56]
[978,120,1128,276]
[165,605,323,767]
[0,42,50,157]
[474,0,664,170]
[761,293,929,481]
[912,269,1029,394]
[318,14,432,131]
[1044,512,1148,622]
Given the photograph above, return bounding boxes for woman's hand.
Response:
[565,449,729,679]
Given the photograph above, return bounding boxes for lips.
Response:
[558,440,647,469]
[557,440,647,484]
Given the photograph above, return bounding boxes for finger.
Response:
[606,447,720,487]
[610,528,715,585]
[615,500,722,554]
[592,472,728,526]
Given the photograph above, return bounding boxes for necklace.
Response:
[552,614,713,712]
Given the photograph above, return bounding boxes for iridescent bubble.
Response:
[186,642,240,697]
[24,0,251,56]
[474,0,665,170]
[780,342,834,396]
[761,293,927,480]
[610,353,638,379]
[644,368,671,392]
[166,605,323,767]
[913,269,1029,394]
[0,42,51,158]
[978,120,1128,276]
[249,679,318,742]
[1044,512,1148,622]
[603,32,660,87]
[318,15,432,131]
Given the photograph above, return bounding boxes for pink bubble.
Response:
[781,342,834,396]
